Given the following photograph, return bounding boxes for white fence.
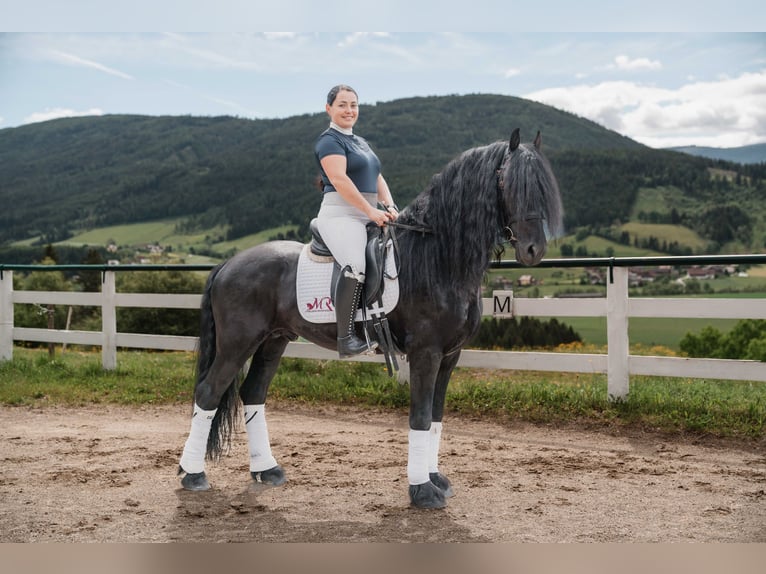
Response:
[1,257,765,400]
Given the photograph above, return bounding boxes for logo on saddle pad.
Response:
[306,296,334,313]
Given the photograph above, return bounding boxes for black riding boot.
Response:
[335,267,377,358]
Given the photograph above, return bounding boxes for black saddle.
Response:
[309,218,394,309]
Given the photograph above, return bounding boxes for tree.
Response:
[43,244,58,263]
[680,320,766,361]
[79,248,105,293]
[470,316,581,350]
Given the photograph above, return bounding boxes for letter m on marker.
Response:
[492,290,514,318]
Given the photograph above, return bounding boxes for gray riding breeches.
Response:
[316,192,377,278]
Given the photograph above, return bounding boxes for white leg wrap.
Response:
[407,429,431,486]
[428,421,443,474]
[179,403,217,474]
[244,404,278,472]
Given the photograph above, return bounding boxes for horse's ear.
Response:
[534,131,542,150]
[509,128,520,152]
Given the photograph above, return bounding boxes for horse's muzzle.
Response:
[515,239,546,266]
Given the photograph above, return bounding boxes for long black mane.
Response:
[396,137,562,299]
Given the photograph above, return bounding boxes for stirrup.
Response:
[338,334,378,358]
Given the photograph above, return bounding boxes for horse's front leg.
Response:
[407,349,448,509]
[239,336,291,489]
[427,350,462,499]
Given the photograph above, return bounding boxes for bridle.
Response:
[496,146,545,247]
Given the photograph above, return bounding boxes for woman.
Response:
[314,84,399,358]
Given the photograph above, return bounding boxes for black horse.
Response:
[178,128,563,509]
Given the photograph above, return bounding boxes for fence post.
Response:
[0,271,13,362]
[101,270,117,370]
[606,266,630,401]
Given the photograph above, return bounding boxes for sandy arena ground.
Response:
[1,402,764,542]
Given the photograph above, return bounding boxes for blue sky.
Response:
[1,3,765,149]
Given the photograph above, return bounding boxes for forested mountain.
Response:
[1,93,765,254]
[668,143,766,165]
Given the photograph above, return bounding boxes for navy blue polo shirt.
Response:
[314,128,381,194]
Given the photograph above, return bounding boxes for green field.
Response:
[630,186,696,218]
[554,316,741,350]
[619,222,708,251]
[55,219,299,258]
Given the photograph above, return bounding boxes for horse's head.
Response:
[498,128,564,266]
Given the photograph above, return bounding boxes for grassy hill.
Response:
[1,94,765,264]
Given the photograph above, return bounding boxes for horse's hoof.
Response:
[251,465,287,487]
[409,481,447,509]
[429,472,454,498]
[179,467,211,491]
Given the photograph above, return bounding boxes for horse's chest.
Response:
[432,295,482,335]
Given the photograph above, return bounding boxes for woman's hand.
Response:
[368,206,397,227]
[384,205,399,219]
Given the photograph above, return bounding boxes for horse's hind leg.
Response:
[179,350,249,491]
[240,335,292,488]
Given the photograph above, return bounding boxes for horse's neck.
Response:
[397,150,503,299]
[439,190,498,283]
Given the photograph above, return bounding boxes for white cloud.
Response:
[337,32,390,48]
[48,50,134,80]
[524,70,766,148]
[263,33,297,40]
[505,68,521,78]
[24,107,104,124]
[613,54,662,71]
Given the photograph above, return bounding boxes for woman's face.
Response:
[326,89,359,130]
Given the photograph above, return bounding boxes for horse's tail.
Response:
[193,263,240,461]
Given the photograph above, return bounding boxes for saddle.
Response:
[309,218,392,308]
[308,217,400,376]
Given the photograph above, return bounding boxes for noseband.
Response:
[496,147,545,246]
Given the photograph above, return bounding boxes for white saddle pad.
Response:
[296,243,400,324]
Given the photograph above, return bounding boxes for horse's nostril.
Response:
[521,242,545,264]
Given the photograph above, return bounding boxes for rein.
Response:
[387,220,433,235]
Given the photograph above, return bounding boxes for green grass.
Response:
[1,347,763,441]
[619,222,708,251]
[56,220,299,259]
[0,348,196,406]
[447,369,765,437]
[208,225,299,255]
[62,218,192,247]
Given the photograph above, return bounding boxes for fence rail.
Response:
[2,254,765,400]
